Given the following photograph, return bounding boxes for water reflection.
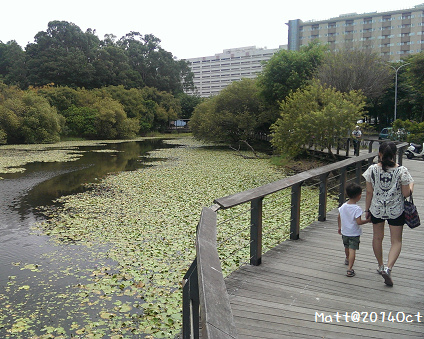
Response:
[0,138,177,337]
[2,139,175,216]
[0,138,175,275]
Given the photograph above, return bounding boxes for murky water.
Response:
[0,138,174,337]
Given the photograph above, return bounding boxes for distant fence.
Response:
[182,142,408,339]
[253,134,380,157]
[166,119,191,133]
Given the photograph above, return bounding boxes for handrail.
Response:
[183,142,408,339]
[197,207,237,338]
[214,149,376,210]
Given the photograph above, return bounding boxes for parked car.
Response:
[379,127,393,140]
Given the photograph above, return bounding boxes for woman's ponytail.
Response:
[379,141,396,171]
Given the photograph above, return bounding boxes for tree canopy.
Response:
[257,42,328,107]
[0,21,194,94]
[316,48,393,101]
[0,83,63,144]
[190,78,270,147]
[271,80,366,157]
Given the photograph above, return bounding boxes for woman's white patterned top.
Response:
[363,164,413,219]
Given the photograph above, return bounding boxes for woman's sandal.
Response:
[346,269,355,277]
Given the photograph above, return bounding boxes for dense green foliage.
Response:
[271,80,366,156]
[0,20,201,144]
[192,46,423,150]
[369,56,424,125]
[0,21,194,94]
[0,40,27,88]
[0,82,193,143]
[316,48,393,101]
[190,79,274,146]
[393,119,424,144]
[257,42,328,108]
[2,20,424,147]
[0,83,63,144]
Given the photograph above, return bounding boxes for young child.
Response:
[338,182,370,277]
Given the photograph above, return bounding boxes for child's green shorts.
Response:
[342,235,360,250]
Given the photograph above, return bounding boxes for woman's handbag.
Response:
[404,193,420,228]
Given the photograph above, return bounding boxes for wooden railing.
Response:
[307,137,378,157]
[182,142,408,339]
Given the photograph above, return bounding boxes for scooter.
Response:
[405,142,424,159]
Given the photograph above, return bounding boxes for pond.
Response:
[0,138,176,338]
[0,137,318,338]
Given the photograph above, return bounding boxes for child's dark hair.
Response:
[346,182,362,199]
[379,141,396,171]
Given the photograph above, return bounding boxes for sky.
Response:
[1,0,423,60]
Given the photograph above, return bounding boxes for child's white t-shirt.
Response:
[338,202,363,237]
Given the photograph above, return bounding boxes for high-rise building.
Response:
[185,46,286,97]
[287,3,424,61]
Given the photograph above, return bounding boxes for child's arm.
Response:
[356,215,371,225]
[337,213,342,235]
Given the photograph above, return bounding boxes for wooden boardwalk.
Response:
[225,157,424,339]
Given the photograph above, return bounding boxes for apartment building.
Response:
[185,46,286,97]
[287,3,424,61]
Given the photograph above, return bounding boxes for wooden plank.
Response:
[197,207,237,339]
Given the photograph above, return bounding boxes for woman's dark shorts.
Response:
[370,211,405,226]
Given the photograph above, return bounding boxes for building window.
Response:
[362,18,374,24]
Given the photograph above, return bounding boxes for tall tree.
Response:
[117,32,193,93]
[0,41,27,88]
[257,41,327,107]
[271,80,366,157]
[176,92,202,119]
[407,52,424,96]
[25,21,99,88]
[316,48,392,101]
[91,45,140,88]
[191,78,269,148]
[405,52,424,121]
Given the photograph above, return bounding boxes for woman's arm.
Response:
[337,214,342,235]
[401,182,414,198]
[365,181,373,217]
[365,181,373,210]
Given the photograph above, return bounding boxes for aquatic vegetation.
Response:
[0,137,337,338]
[0,138,159,175]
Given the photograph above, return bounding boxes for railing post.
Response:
[398,146,404,166]
[182,259,199,339]
[290,183,302,240]
[339,167,347,206]
[368,154,375,165]
[346,138,350,157]
[368,140,373,153]
[318,173,329,221]
[250,197,263,266]
[355,161,362,185]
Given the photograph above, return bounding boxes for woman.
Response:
[363,141,414,286]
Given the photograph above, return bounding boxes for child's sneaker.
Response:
[381,267,393,286]
[376,264,385,275]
